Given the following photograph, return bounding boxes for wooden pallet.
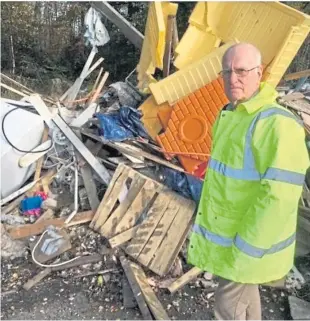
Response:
[90,163,196,276]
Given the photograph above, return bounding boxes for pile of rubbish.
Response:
[1,2,310,320]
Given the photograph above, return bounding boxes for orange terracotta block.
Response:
[156,78,229,174]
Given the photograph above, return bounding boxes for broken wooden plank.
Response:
[77,139,100,212]
[81,132,185,173]
[1,194,25,215]
[100,175,145,238]
[90,163,125,229]
[149,198,195,275]
[92,2,144,49]
[65,46,97,107]
[36,209,54,223]
[93,166,131,231]
[284,69,310,81]
[85,57,104,78]
[172,16,179,55]
[89,71,109,104]
[113,180,161,236]
[289,296,310,320]
[168,267,203,294]
[28,94,111,185]
[23,267,52,290]
[6,211,94,240]
[137,200,180,267]
[109,226,140,248]
[18,139,52,168]
[51,254,103,271]
[163,15,174,77]
[119,256,152,320]
[125,192,173,259]
[131,262,170,320]
[34,126,50,181]
[122,275,137,308]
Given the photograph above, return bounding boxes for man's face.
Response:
[222,47,263,103]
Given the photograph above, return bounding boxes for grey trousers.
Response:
[214,277,262,320]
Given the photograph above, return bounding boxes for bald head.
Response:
[222,43,262,67]
[221,43,263,103]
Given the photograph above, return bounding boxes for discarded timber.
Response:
[81,131,185,173]
[122,275,137,308]
[23,254,103,290]
[77,138,100,212]
[23,267,52,291]
[284,69,310,81]
[28,94,111,185]
[168,267,203,293]
[90,164,196,276]
[92,2,144,49]
[34,126,50,181]
[6,211,94,239]
[130,261,170,320]
[120,256,153,320]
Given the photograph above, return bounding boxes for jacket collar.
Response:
[236,82,279,114]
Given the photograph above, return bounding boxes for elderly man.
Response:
[188,43,309,320]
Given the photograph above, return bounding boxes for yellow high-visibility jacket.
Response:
[188,82,309,284]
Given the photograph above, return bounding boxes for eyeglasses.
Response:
[219,66,259,78]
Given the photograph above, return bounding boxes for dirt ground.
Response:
[1,256,297,320]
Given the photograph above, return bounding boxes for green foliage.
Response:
[0,1,309,91]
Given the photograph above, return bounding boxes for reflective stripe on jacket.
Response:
[187,82,309,284]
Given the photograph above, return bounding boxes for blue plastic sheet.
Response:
[160,167,203,204]
[95,106,150,141]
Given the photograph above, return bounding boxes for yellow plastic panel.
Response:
[138,95,172,140]
[174,25,221,69]
[137,3,178,92]
[206,2,310,67]
[149,41,236,105]
[189,2,208,30]
[263,24,310,87]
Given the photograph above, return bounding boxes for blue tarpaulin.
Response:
[160,167,203,204]
[95,106,150,141]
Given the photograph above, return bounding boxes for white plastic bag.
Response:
[84,7,110,47]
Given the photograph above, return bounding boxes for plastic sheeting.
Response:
[95,106,151,141]
[159,166,203,204]
[84,7,110,47]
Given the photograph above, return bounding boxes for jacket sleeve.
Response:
[237,114,309,252]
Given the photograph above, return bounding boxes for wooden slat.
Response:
[137,198,181,267]
[100,174,146,238]
[284,69,310,81]
[93,166,131,231]
[109,226,140,248]
[6,211,94,239]
[126,192,174,259]
[168,267,203,293]
[23,268,52,290]
[113,180,161,236]
[131,262,170,320]
[119,256,152,320]
[34,126,49,182]
[90,164,125,229]
[149,198,195,275]
[35,209,54,223]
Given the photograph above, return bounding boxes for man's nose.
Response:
[229,70,239,83]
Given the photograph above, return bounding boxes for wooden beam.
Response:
[119,256,153,320]
[131,261,170,320]
[6,211,94,239]
[172,16,179,56]
[168,267,203,293]
[28,94,111,185]
[92,2,144,49]
[284,69,310,81]
[34,126,50,181]
[163,15,174,78]
[109,226,140,248]
[23,268,52,290]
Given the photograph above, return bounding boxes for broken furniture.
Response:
[90,163,196,276]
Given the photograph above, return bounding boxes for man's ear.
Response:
[257,65,263,78]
